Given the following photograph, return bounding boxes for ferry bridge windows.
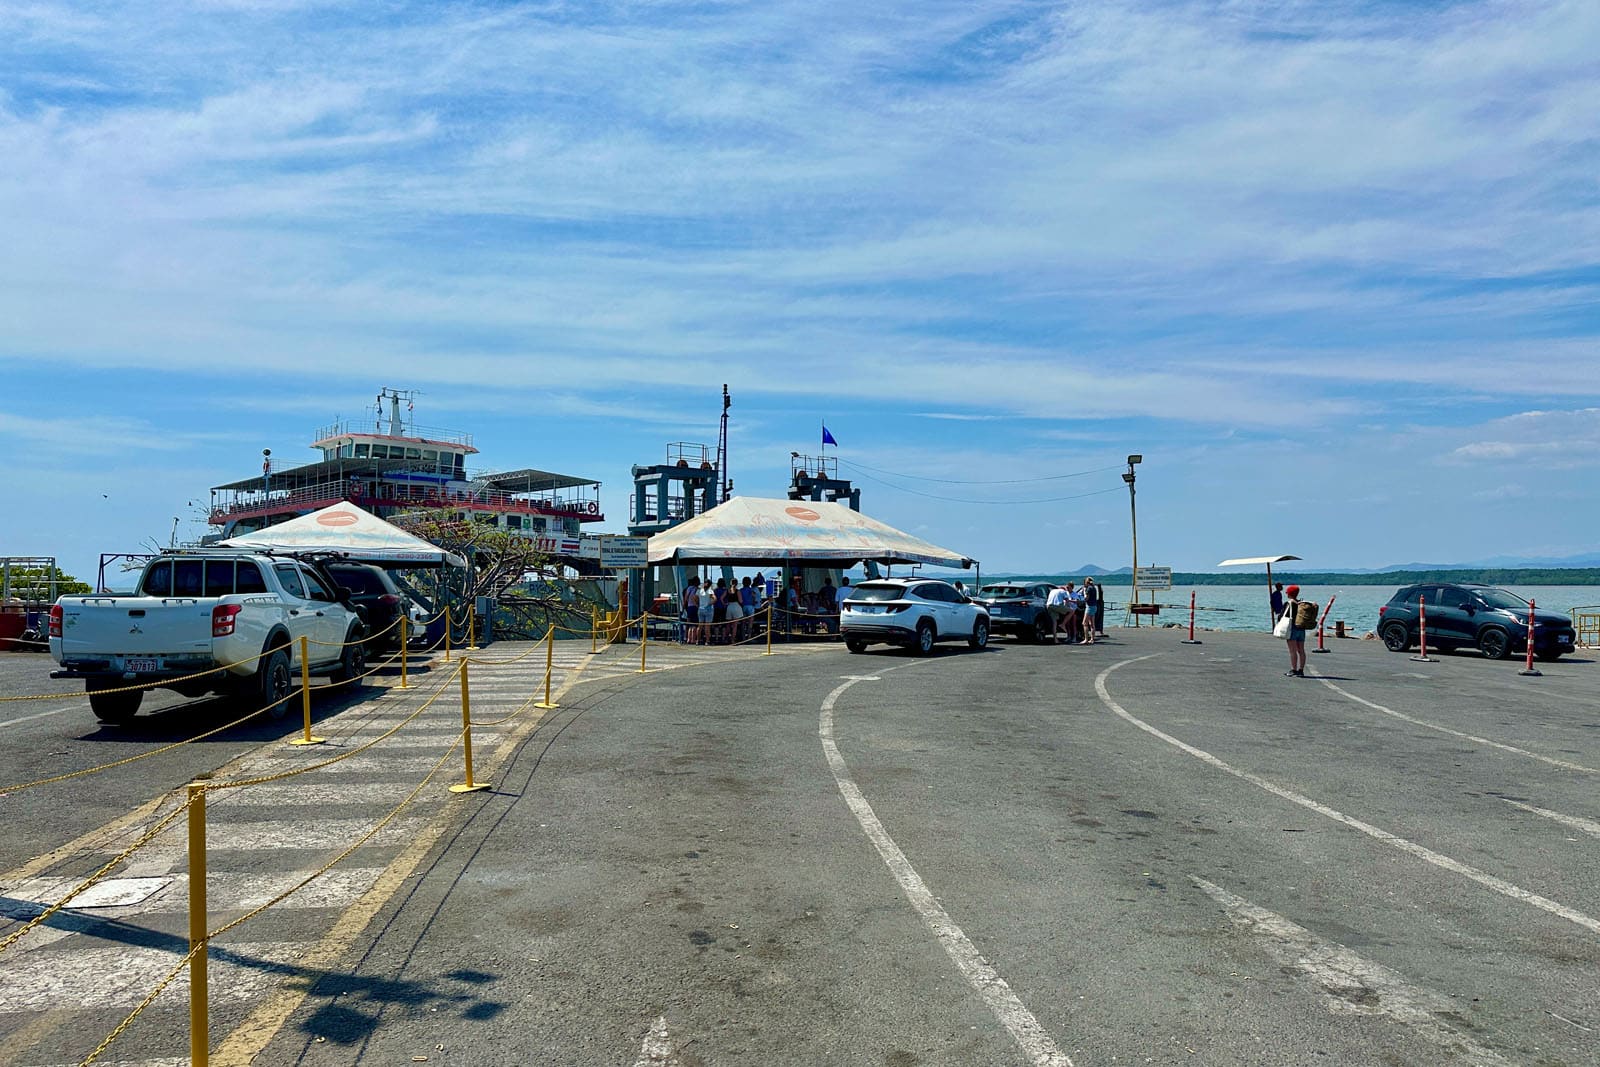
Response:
[506,515,523,530]
[355,444,370,458]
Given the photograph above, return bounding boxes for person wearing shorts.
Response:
[1283,583,1308,677]
[1082,577,1101,644]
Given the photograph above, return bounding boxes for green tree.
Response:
[2,565,91,602]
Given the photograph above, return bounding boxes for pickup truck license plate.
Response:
[124,658,161,672]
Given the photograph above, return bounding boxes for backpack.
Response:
[1293,599,1319,629]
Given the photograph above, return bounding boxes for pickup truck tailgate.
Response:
[56,597,215,659]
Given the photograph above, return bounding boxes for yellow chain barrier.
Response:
[0,793,194,956]
[0,640,295,702]
[300,613,401,647]
[0,685,300,796]
[79,941,203,1067]
[208,664,462,791]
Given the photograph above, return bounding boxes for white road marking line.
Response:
[1098,655,1600,936]
[1308,669,1599,775]
[631,1015,678,1066]
[820,671,1073,1067]
[0,704,86,729]
[1191,877,1513,1066]
[1500,798,1600,839]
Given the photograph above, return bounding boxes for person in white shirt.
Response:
[1046,585,1071,644]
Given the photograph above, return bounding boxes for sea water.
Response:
[994,581,1600,636]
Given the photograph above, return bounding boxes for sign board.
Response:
[1133,566,1172,590]
[599,536,649,568]
[578,535,650,569]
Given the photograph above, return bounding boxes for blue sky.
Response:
[3,0,1598,584]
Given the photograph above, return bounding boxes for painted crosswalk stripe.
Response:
[0,941,303,1011]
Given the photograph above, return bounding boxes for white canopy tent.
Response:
[1218,554,1302,629]
[217,502,466,568]
[647,497,973,569]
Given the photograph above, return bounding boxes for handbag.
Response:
[1272,611,1293,639]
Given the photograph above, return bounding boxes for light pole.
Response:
[1123,454,1142,626]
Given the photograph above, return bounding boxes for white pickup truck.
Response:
[49,551,369,724]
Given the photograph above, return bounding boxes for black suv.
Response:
[974,583,1057,642]
[323,562,411,650]
[1378,583,1576,661]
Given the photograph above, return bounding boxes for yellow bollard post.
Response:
[763,603,775,655]
[589,608,600,655]
[397,615,411,689]
[289,635,325,745]
[444,606,453,662]
[535,625,557,709]
[637,612,649,673]
[450,662,489,793]
[467,599,479,651]
[187,783,210,1067]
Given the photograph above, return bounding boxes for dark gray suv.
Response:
[1378,583,1576,661]
[974,583,1056,642]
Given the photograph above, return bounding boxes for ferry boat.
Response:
[207,388,603,556]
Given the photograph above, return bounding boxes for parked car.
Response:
[841,578,989,654]
[974,583,1057,642]
[1377,583,1576,661]
[322,561,411,649]
[49,551,368,723]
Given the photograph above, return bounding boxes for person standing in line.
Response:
[1081,577,1101,644]
[725,582,744,641]
[1270,583,1286,625]
[682,577,702,644]
[712,578,730,644]
[740,576,757,637]
[1282,583,1309,677]
[818,576,839,634]
[1046,584,1071,644]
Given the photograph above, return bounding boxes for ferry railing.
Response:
[213,480,600,523]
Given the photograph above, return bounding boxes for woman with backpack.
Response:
[1278,584,1317,677]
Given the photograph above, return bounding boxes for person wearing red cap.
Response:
[1281,584,1309,676]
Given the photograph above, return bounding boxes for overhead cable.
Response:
[837,458,1123,485]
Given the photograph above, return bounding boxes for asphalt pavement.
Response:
[2,628,1597,1066]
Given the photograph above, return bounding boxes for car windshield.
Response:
[980,586,1030,598]
[1473,587,1529,610]
[850,584,908,602]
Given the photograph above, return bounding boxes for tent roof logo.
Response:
[316,510,360,527]
[785,506,820,522]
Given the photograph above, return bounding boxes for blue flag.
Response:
[822,425,838,446]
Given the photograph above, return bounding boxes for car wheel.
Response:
[257,650,295,718]
[87,681,142,724]
[915,620,936,656]
[1477,627,1511,660]
[969,618,988,650]
[845,637,867,654]
[1029,614,1052,643]
[1380,623,1410,653]
[331,633,368,686]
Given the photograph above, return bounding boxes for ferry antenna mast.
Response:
[717,384,732,502]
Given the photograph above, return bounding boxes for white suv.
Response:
[841,579,989,655]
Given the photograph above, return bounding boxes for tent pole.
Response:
[1266,562,1274,630]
